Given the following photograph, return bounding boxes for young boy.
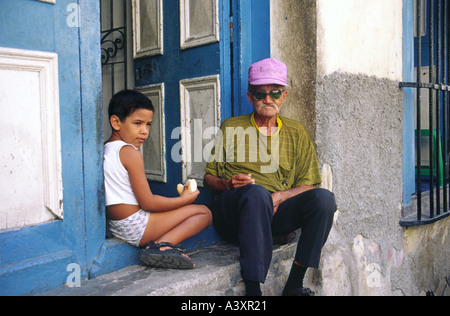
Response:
[104,90,212,269]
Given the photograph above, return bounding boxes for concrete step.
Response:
[40,241,297,296]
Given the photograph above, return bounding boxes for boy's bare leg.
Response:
[139,205,212,248]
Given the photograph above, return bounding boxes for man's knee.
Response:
[239,184,272,203]
[237,184,273,215]
[309,188,337,218]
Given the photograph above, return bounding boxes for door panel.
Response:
[0,48,63,230]
[179,75,221,185]
[136,83,167,183]
[180,0,219,50]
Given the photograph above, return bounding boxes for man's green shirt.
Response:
[205,113,322,193]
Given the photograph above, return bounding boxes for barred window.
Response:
[400,0,450,226]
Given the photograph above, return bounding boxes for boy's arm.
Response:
[120,146,198,212]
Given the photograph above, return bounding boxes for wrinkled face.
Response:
[247,84,288,119]
[110,108,154,148]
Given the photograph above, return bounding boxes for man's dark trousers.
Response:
[211,185,337,283]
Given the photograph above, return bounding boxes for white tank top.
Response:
[104,140,139,207]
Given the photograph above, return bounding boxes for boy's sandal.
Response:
[138,241,195,270]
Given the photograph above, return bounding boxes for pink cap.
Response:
[248,58,289,87]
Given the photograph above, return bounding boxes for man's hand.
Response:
[271,191,286,215]
[271,185,315,215]
[204,173,254,193]
[230,174,255,189]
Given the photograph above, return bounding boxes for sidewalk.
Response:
[40,241,297,296]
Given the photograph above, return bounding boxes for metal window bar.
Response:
[400,0,450,225]
[101,0,128,94]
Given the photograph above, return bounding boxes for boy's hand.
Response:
[177,179,197,195]
[180,185,200,204]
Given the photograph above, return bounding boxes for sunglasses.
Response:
[252,89,285,101]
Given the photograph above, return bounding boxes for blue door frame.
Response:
[0,0,270,296]
[403,0,416,207]
[232,0,271,117]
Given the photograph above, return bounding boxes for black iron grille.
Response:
[400,0,450,226]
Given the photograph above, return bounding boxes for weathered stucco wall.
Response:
[314,72,407,295]
[315,73,404,240]
[316,0,403,82]
[271,0,450,295]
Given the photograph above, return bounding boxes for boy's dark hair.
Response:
[108,90,155,123]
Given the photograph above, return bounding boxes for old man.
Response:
[204,58,336,296]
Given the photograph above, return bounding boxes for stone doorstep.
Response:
[40,241,297,296]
